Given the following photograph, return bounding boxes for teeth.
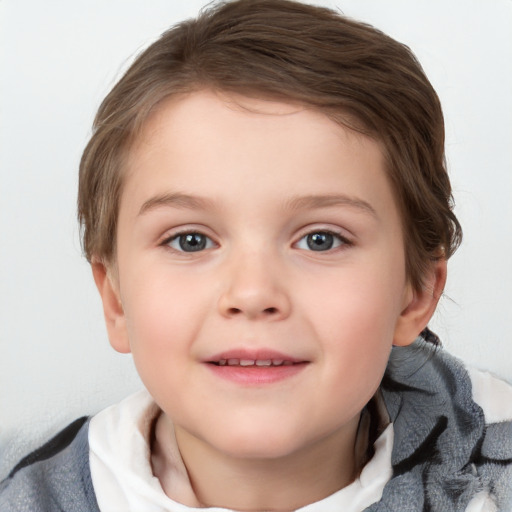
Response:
[217,359,294,367]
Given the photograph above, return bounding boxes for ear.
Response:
[91,259,131,354]
[393,259,447,347]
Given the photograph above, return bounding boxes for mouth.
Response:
[212,358,297,367]
[206,349,306,367]
[204,350,309,384]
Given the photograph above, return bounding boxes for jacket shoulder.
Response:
[0,418,100,512]
[372,340,512,511]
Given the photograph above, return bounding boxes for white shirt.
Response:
[89,390,394,512]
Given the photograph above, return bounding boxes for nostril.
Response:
[223,305,282,318]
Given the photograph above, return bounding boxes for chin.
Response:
[219,437,303,460]
[203,420,320,461]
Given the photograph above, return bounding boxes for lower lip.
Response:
[205,363,308,385]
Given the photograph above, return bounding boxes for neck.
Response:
[152,413,363,511]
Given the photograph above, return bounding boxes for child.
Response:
[1,0,511,511]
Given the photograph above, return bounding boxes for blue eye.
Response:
[296,231,347,252]
[167,232,214,252]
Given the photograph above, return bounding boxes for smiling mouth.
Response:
[205,349,308,384]
[206,357,308,384]
[213,358,297,367]
[205,350,309,384]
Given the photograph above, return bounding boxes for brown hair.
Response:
[78,0,462,291]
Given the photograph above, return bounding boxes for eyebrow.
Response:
[138,192,215,215]
[138,192,377,218]
[285,194,377,217]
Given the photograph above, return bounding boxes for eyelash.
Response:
[160,228,352,255]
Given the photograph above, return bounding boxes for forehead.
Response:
[121,90,396,220]
[131,90,357,164]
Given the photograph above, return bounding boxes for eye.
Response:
[166,232,215,252]
[295,231,348,252]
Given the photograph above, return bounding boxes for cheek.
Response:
[307,258,405,338]
[121,269,209,361]
[303,259,406,389]
[120,273,209,414]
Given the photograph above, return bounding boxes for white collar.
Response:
[89,389,393,512]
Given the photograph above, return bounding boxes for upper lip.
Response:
[205,348,306,364]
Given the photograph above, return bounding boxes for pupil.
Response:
[307,232,333,251]
[179,233,206,252]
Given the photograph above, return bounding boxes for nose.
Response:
[217,250,291,321]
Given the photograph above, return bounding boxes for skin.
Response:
[93,90,446,511]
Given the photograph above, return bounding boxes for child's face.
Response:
[105,90,416,460]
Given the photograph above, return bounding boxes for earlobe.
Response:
[393,259,447,347]
[91,259,131,354]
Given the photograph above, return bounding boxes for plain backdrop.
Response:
[1,0,511,479]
